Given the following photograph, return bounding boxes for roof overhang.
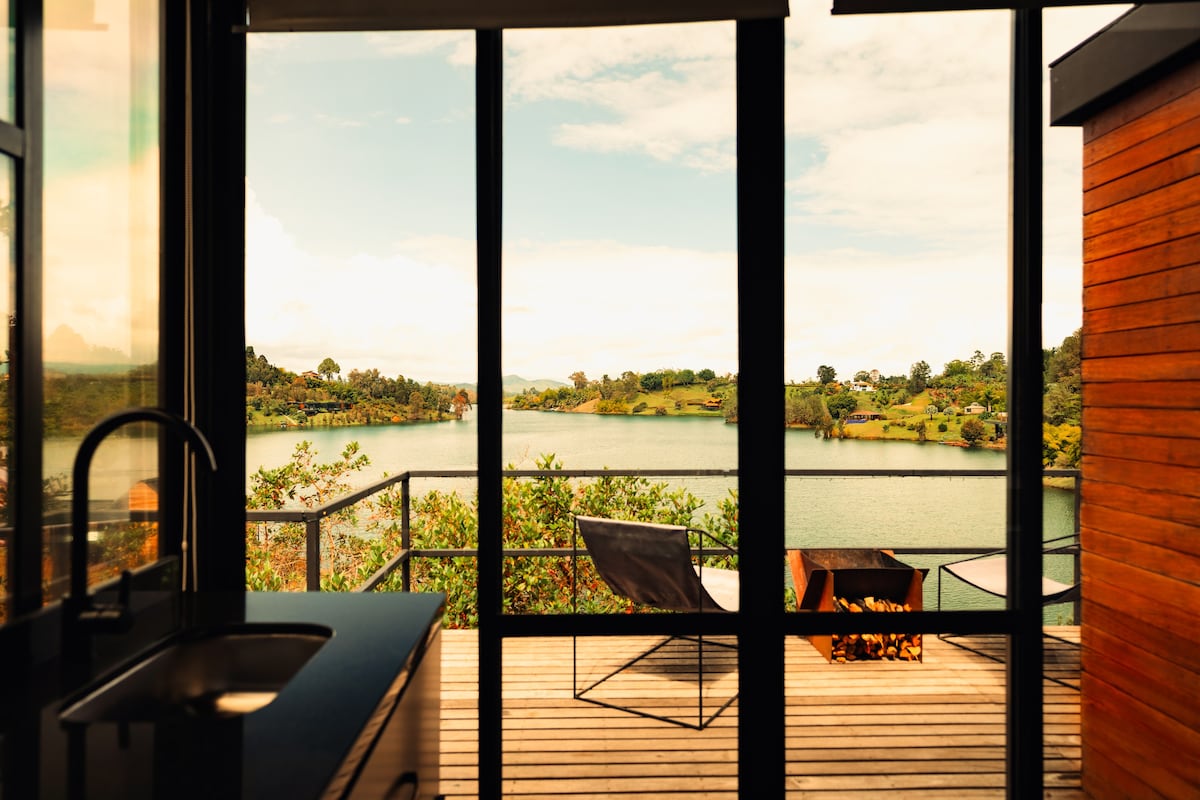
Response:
[1050,2,1200,126]
[242,0,789,32]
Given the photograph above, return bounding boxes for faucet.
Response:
[64,407,217,660]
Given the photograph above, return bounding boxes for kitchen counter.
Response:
[1,591,445,799]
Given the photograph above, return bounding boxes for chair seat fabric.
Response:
[695,565,739,612]
[944,556,1076,604]
[575,515,737,612]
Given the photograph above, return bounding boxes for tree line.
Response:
[508,368,735,415]
[793,330,1081,465]
[246,348,471,426]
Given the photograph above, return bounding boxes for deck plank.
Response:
[435,627,1081,798]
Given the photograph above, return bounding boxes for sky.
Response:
[242,4,1132,387]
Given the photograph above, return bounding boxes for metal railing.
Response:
[243,468,1082,609]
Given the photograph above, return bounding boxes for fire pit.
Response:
[788,548,927,663]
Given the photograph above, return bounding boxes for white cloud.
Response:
[247,185,478,382]
[784,246,1009,381]
[505,24,736,169]
[42,152,160,363]
[502,239,737,379]
[243,6,1129,383]
[366,30,475,65]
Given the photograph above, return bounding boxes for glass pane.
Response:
[501,22,738,619]
[245,31,476,595]
[0,155,12,622]
[783,5,1013,619]
[42,0,160,601]
[0,0,12,123]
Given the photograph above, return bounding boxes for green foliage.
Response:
[639,372,664,392]
[908,360,931,394]
[960,416,987,446]
[595,398,628,414]
[786,392,832,436]
[245,441,373,590]
[317,357,341,380]
[373,454,736,628]
[817,365,837,384]
[1043,423,1081,468]
[244,446,741,630]
[825,391,858,420]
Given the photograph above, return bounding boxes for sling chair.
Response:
[571,514,738,729]
[937,533,1081,688]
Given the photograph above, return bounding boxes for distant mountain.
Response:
[504,375,568,395]
[453,375,569,395]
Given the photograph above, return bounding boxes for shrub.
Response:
[247,446,741,630]
[960,417,987,446]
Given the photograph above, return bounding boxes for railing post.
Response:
[1080,472,1089,628]
[306,517,321,591]
[401,475,411,592]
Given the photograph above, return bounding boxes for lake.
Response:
[47,408,1077,616]
[245,409,1078,616]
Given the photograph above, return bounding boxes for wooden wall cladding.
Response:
[1080,56,1200,800]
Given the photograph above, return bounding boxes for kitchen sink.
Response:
[60,623,333,723]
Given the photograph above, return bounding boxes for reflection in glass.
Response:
[0,0,12,123]
[42,0,159,601]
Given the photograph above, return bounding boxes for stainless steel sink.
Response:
[60,623,332,723]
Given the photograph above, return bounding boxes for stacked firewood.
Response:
[830,595,922,662]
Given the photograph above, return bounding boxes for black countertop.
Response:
[1,591,445,799]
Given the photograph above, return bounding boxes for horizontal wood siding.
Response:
[1080,56,1200,800]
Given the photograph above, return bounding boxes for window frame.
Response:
[182,4,1056,798]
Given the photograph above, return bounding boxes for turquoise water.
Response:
[45,408,1074,616]
[245,409,1077,616]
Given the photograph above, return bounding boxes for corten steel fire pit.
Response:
[788,548,928,663]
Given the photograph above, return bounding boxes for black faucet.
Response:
[63,407,217,662]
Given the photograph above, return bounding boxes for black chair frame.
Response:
[937,533,1081,689]
[570,515,739,730]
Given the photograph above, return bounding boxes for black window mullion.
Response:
[736,17,786,799]
[10,0,44,618]
[475,27,504,800]
[1006,7,1046,798]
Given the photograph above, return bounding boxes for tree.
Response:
[960,416,987,446]
[408,390,426,420]
[1044,328,1081,386]
[452,389,471,420]
[825,391,858,420]
[817,365,836,385]
[908,360,931,394]
[640,372,664,392]
[569,371,588,390]
[318,357,341,381]
[697,368,716,383]
[1043,381,1081,425]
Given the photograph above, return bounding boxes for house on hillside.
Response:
[963,402,986,414]
[844,410,884,424]
[850,380,874,392]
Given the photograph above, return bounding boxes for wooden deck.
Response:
[438,627,1081,798]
